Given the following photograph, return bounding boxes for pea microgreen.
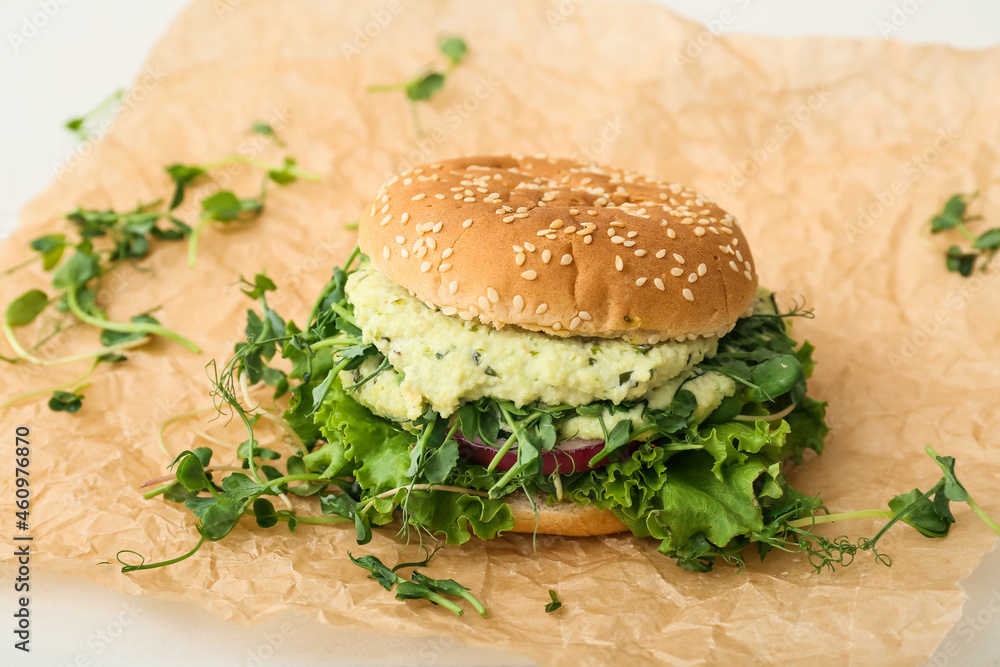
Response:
[929,192,998,276]
[367,36,468,136]
[349,552,487,617]
[64,89,123,140]
[544,590,562,613]
[1,123,318,414]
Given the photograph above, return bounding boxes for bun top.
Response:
[358,155,757,343]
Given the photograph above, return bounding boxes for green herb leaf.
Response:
[175,451,211,492]
[253,498,279,528]
[201,190,243,222]
[52,251,99,289]
[406,73,446,101]
[973,228,1000,252]
[5,290,49,327]
[165,164,207,210]
[439,37,468,65]
[348,553,398,590]
[250,121,285,146]
[48,389,84,413]
[544,589,562,613]
[240,272,277,299]
[30,233,68,270]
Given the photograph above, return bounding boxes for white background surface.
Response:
[2,1,1000,665]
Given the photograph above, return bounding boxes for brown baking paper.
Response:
[2,0,1000,664]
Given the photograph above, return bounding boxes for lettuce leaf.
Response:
[309,375,514,541]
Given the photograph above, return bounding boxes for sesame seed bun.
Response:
[505,491,629,537]
[358,154,758,342]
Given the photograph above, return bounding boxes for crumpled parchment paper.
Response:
[2,1,999,665]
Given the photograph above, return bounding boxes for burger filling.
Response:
[342,264,736,433]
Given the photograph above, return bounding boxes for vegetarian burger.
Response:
[308,154,829,570]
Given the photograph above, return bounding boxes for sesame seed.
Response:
[654,278,665,291]
[434,194,446,200]
[478,296,490,310]
[442,306,457,316]
[381,203,390,214]
[615,256,624,271]
[513,245,523,253]
[521,270,538,280]
[735,250,743,262]
[400,212,410,225]
[549,219,564,229]
[634,249,646,257]
[514,213,529,219]
[729,261,739,272]
[667,229,676,239]
[382,246,390,260]
[380,214,392,226]
[709,227,719,234]
[584,235,593,244]
[636,277,647,286]
[420,261,431,272]
[403,178,413,185]
[610,221,624,228]
[442,248,453,259]
[694,227,706,237]
[570,317,581,329]
[432,222,443,233]
[671,267,683,276]
[579,311,592,321]
[570,209,580,215]
[503,216,515,223]
[623,240,636,248]
[688,273,697,283]
[682,288,694,302]
[697,218,709,225]
[416,246,427,258]
[426,238,436,250]
[542,249,552,263]
[401,249,409,259]
[552,322,562,331]
[673,253,685,264]
[697,263,707,276]
[453,194,463,200]
[464,197,476,203]
[395,235,405,244]
[487,287,499,304]
[411,194,426,201]
[496,209,505,215]
[537,229,552,236]
[513,295,525,312]
[524,242,536,252]
[439,263,452,272]
[449,281,459,294]
[744,261,751,270]
[469,304,479,317]
[627,231,638,238]
[611,236,625,244]
[656,249,667,259]
[425,300,437,310]
[535,303,548,314]
[514,254,526,267]
[462,219,473,228]
[564,226,576,234]
[721,227,733,235]
[560,254,573,265]
[588,210,597,216]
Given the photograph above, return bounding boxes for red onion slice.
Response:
[454,431,636,475]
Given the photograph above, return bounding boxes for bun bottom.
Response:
[505,491,629,537]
